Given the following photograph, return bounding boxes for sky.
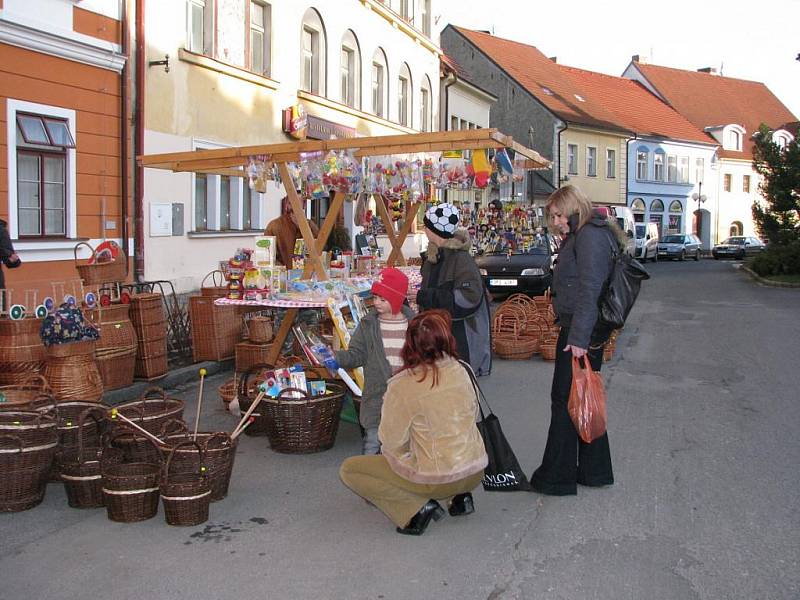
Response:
[436,0,800,118]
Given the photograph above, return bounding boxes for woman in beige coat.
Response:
[339,310,487,536]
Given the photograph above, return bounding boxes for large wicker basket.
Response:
[0,317,45,386]
[86,304,137,390]
[161,431,237,502]
[74,241,127,285]
[0,374,54,412]
[160,441,211,526]
[200,270,229,299]
[43,341,104,402]
[235,341,274,374]
[0,411,58,512]
[112,387,186,436]
[262,383,345,454]
[101,434,162,523]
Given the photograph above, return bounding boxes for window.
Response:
[729,129,742,151]
[667,155,677,182]
[743,175,751,193]
[636,149,648,180]
[695,157,704,183]
[420,83,430,132]
[632,198,646,215]
[17,114,76,148]
[679,156,689,183]
[449,115,458,130]
[220,176,231,230]
[668,200,683,233]
[773,132,791,149]
[723,173,732,192]
[653,150,664,181]
[371,48,387,118]
[300,9,326,95]
[567,144,578,175]
[650,199,664,212]
[194,174,208,231]
[606,148,616,178]
[194,171,262,232]
[187,0,213,55]
[249,1,271,76]
[585,146,597,177]
[420,0,431,36]
[340,30,361,109]
[399,0,411,20]
[729,221,743,236]
[242,184,252,230]
[340,47,352,106]
[398,63,412,127]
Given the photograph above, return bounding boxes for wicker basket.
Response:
[87,304,137,391]
[200,270,229,299]
[74,242,127,285]
[59,409,116,509]
[189,296,241,362]
[102,462,161,522]
[493,335,538,360]
[0,374,53,411]
[539,341,557,361]
[236,366,272,436]
[0,412,58,512]
[112,387,186,435]
[160,441,211,526]
[262,383,345,454]
[43,341,104,402]
[235,341,275,374]
[218,377,237,409]
[246,316,273,344]
[161,431,237,502]
[129,293,166,327]
[0,317,45,386]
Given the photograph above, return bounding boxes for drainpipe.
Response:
[555,120,568,189]
[133,0,145,281]
[120,0,130,277]
[625,133,638,209]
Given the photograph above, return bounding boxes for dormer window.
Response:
[723,124,746,151]
[772,129,794,149]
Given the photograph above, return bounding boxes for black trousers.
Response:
[530,326,614,495]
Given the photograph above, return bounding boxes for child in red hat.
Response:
[334,267,415,454]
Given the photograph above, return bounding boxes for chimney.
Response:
[697,67,718,75]
[631,54,648,64]
[549,56,557,63]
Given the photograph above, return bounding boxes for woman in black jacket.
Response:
[530,185,616,496]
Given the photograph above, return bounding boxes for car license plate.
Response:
[489,278,517,287]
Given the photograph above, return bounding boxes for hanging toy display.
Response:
[246,154,271,193]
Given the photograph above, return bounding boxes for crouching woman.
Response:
[339,310,487,536]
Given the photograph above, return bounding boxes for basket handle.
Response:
[238,363,275,400]
[9,373,51,393]
[202,431,232,451]
[164,440,205,485]
[76,406,107,464]
[276,386,311,403]
[201,270,226,288]
[159,418,188,438]
[139,386,167,402]
[73,241,96,266]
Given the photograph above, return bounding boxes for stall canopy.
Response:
[138,129,551,276]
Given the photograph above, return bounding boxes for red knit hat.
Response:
[371,267,408,313]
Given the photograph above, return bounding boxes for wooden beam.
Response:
[278,163,327,281]
[314,190,345,257]
[387,201,421,266]
[373,194,400,261]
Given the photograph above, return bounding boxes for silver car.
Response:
[657,234,702,261]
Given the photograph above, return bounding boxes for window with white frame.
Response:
[773,131,791,149]
[695,157,704,183]
[743,174,751,193]
[187,0,213,55]
[678,156,689,183]
[586,146,597,177]
[340,30,361,109]
[606,148,616,178]
[300,9,326,95]
[636,148,648,180]
[399,0,411,20]
[7,100,77,241]
[249,1,271,76]
[723,173,732,192]
[398,63,412,127]
[371,48,387,118]
[667,155,677,182]
[449,115,458,130]
[729,129,742,151]
[420,78,430,132]
[653,149,664,181]
[420,0,431,36]
[567,144,578,175]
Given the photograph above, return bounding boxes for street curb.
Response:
[103,358,234,406]
[740,265,800,288]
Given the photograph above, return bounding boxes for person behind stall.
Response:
[416,202,491,376]
[530,184,618,496]
[1,219,21,309]
[330,267,414,454]
[339,309,488,536]
[264,197,319,269]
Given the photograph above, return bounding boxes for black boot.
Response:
[448,493,474,516]
[396,500,445,536]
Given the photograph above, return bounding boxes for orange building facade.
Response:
[0,0,128,307]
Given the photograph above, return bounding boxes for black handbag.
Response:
[461,361,530,492]
[596,237,650,330]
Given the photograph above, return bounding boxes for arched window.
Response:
[371,48,388,118]
[649,199,664,237]
[340,30,361,109]
[667,200,683,233]
[300,8,326,95]
[650,199,664,212]
[419,75,432,132]
[631,198,646,212]
[636,146,649,180]
[723,125,745,151]
[653,148,665,181]
[730,221,743,236]
[772,130,793,149]
[398,62,412,127]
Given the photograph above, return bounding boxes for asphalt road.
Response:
[1,259,798,599]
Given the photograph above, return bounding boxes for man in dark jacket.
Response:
[0,219,22,296]
[417,202,491,376]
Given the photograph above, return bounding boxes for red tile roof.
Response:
[452,26,630,133]
[556,65,714,145]
[631,62,798,156]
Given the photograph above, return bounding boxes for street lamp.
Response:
[691,181,707,237]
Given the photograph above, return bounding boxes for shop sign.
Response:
[282,104,308,140]
[306,115,357,140]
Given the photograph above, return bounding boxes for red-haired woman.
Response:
[339,310,488,536]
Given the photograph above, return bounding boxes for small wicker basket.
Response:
[160,441,211,526]
[73,241,127,285]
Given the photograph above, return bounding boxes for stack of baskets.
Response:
[129,293,168,379]
[59,406,115,509]
[491,295,546,360]
[0,411,58,512]
[235,315,275,374]
[87,304,138,390]
[189,270,246,362]
[0,317,45,385]
[43,339,104,402]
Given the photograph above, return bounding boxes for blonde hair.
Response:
[545,185,593,235]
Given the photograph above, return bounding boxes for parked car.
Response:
[711,236,766,260]
[635,222,659,262]
[475,235,555,298]
[657,234,702,261]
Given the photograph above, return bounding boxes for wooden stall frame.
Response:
[138,129,551,366]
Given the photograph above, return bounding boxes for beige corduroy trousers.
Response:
[339,454,484,527]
